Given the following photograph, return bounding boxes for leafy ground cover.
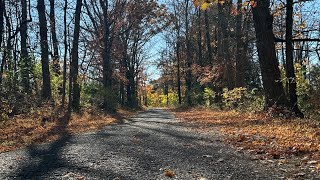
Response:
[0,106,135,153]
[172,108,320,175]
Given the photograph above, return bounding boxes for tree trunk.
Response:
[70,0,82,111]
[185,0,192,106]
[37,0,52,100]
[62,0,68,107]
[49,0,60,75]
[197,8,203,66]
[252,0,288,108]
[204,9,213,65]
[176,40,182,105]
[0,0,5,87]
[235,0,245,87]
[21,0,31,93]
[285,0,304,118]
[101,0,113,110]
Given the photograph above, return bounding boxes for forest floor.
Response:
[0,106,136,153]
[172,108,320,178]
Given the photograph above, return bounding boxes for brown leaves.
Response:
[173,108,320,173]
[0,108,134,153]
[164,169,175,177]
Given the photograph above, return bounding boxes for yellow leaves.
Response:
[200,2,211,10]
[193,0,226,10]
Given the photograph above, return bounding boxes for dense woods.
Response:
[0,0,319,120]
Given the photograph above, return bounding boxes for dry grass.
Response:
[0,107,135,153]
[173,108,320,171]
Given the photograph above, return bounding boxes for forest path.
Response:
[0,109,282,179]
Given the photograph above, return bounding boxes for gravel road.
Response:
[0,109,284,180]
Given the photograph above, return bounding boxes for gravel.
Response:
[0,109,286,180]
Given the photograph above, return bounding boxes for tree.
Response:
[285,0,304,118]
[49,0,60,75]
[20,0,30,93]
[251,0,288,109]
[37,0,52,99]
[0,0,4,87]
[69,0,83,111]
[100,0,113,110]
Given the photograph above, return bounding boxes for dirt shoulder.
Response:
[172,108,320,179]
[0,107,136,153]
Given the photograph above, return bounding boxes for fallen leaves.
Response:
[0,108,135,153]
[164,169,175,177]
[173,108,320,174]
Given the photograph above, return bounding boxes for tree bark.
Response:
[235,0,245,87]
[49,0,60,75]
[204,9,213,65]
[252,0,288,108]
[37,0,52,100]
[197,8,203,66]
[70,0,82,111]
[176,40,182,105]
[0,0,5,87]
[285,0,304,118]
[185,0,192,106]
[21,0,31,93]
[62,0,68,107]
[101,0,113,110]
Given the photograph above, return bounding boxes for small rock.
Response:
[217,158,224,162]
[294,172,306,177]
[202,155,213,158]
[307,160,317,164]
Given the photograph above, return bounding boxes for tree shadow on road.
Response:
[14,111,72,179]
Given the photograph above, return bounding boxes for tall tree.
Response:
[0,0,5,87]
[62,0,68,106]
[37,0,52,99]
[49,0,60,75]
[204,9,213,65]
[235,0,245,87]
[285,0,304,117]
[70,0,82,111]
[20,0,30,93]
[185,0,192,106]
[100,0,113,110]
[252,0,288,108]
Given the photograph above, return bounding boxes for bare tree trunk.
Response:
[21,0,31,93]
[101,0,113,110]
[176,40,182,105]
[204,9,213,65]
[70,0,82,111]
[49,0,60,75]
[62,0,68,107]
[185,0,192,106]
[252,0,288,108]
[235,0,245,87]
[0,0,5,87]
[285,0,304,117]
[197,8,202,66]
[37,0,52,100]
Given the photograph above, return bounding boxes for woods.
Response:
[0,0,320,177]
[0,0,319,119]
